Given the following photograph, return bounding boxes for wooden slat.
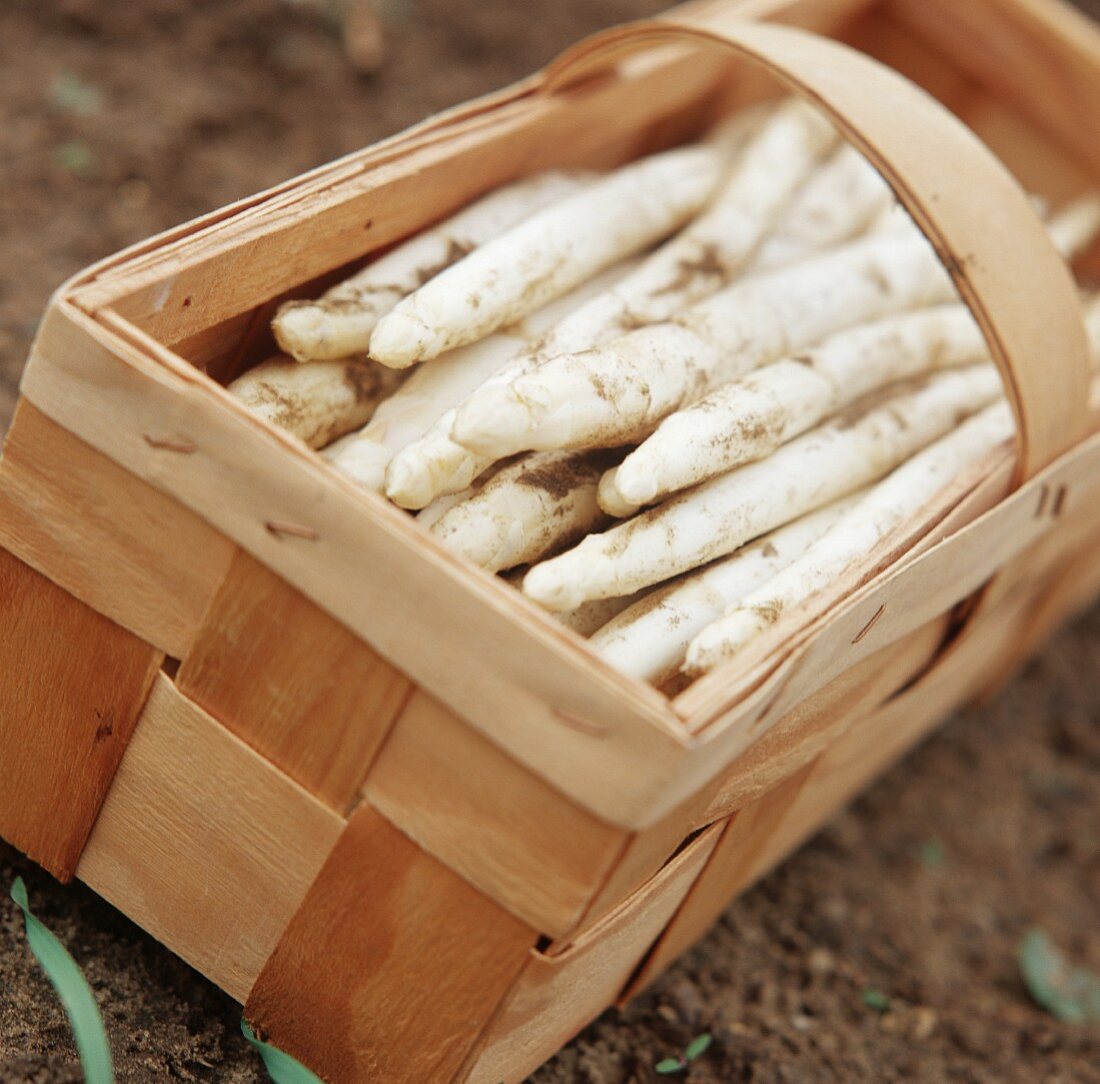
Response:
[697,615,950,821]
[76,50,730,345]
[23,303,689,832]
[0,400,235,659]
[631,563,1094,1002]
[461,823,721,1084]
[624,765,814,1000]
[177,549,411,813]
[0,549,163,881]
[364,690,627,937]
[76,674,345,1002]
[245,803,536,1084]
[565,784,722,946]
[889,0,1100,179]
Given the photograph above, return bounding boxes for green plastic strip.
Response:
[242,1020,325,1083]
[10,877,115,1084]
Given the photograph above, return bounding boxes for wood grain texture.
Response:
[22,303,689,832]
[0,400,235,659]
[564,783,723,947]
[0,548,162,881]
[177,549,411,813]
[364,689,627,937]
[76,674,345,1002]
[74,47,731,346]
[624,765,814,1000]
[890,0,1100,178]
[461,823,721,1084]
[246,803,536,1084]
[697,615,950,821]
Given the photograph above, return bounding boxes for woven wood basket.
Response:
[3,0,1100,1079]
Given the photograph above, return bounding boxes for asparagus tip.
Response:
[369,309,435,368]
[452,384,532,456]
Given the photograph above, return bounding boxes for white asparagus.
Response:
[428,449,617,572]
[228,355,404,449]
[554,591,651,638]
[454,229,956,458]
[684,401,1015,675]
[1047,193,1100,259]
[323,334,517,488]
[328,261,638,491]
[748,144,894,272]
[415,485,479,530]
[600,303,987,515]
[515,99,836,350]
[271,171,593,362]
[522,366,1002,610]
[368,143,726,366]
[384,153,900,508]
[385,417,497,509]
[590,497,858,683]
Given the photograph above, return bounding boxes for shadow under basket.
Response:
[3,0,1100,1080]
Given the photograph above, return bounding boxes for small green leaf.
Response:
[860,987,891,1013]
[655,1056,686,1074]
[50,70,104,115]
[917,840,945,869]
[242,1020,326,1083]
[10,878,114,1084]
[1019,929,1100,1023]
[684,1032,712,1061]
[51,138,95,175]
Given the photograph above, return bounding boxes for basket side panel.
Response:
[699,613,951,821]
[364,689,628,938]
[567,782,722,945]
[459,823,721,1084]
[176,549,412,813]
[0,547,162,881]
[624,567,1074,999]
[575,612,951,939]
[0,400,236,660]
[84,50,732,350]
[74,674,345,1002]
[621,764,815,1001]
[245,802,537,1084]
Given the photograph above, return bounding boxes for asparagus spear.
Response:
[590,497,858,683]
[747,143,894,272]
[228,355,403,448]
[272,170,595,362]
[368,143,727,366]
[522,365,1002,611]
[684,402,1014,674]
[428,449,618,572]
[453,229,955,458]
[327,260,638,491]
[598,304,986,515]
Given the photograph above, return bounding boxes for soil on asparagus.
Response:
[2,1,1099,1081]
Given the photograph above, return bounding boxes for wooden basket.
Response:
[3,0,1100,1079]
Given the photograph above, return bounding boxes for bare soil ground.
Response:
[1,1,1099,1081]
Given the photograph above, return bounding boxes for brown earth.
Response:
[1,1,1099,1081]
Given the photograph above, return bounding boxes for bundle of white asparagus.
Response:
[227,96,1100,688]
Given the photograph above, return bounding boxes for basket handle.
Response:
[540,5,1092,482]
